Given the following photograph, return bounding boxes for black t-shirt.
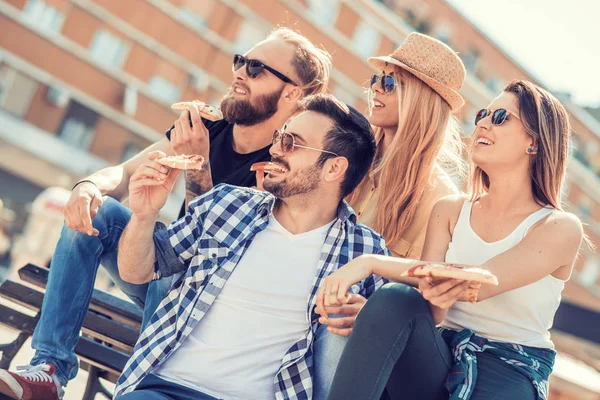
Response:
[165,118,271,218]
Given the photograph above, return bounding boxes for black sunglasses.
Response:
[272,130,338,156]
[369,73,397,94]
[475,108,520,126]
[233,54,296,85]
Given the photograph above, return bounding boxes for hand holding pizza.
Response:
[170,101,221,159]
[418,277,473,309]
[65,181,103,236]
[128,151,180,220]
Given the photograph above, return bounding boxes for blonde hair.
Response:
[267,27,332,96]
[348,68,467,248]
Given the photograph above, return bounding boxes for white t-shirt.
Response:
[156,215,333,399]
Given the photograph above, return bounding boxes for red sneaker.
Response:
[0,363,64,400]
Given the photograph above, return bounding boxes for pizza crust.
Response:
[171,101,223,122]
[402,263,498,303]
[157,154,205,170]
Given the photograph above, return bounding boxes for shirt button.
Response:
[211,253,217,258]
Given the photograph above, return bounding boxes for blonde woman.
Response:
[313,32,467,398]
[320,80,584,400]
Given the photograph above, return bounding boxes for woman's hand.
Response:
[418,277,471,324]
[316,255,373,311]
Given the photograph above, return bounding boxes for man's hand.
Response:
[315,294,367,337]
[128,151,180,219]
[316,255,373,310]
[64,181,103,236]
[170,101,211,158]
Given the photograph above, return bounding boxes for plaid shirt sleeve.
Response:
[356,229,392,299]
[153,186,220,279]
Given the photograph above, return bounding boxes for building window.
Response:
[148,75,181,105]
[234,21,265,55]
[0,67,37,117]
[307,0,340,26]
[0,65,16,105]
[332,85,355,107]
[22,0,65,33]
[352,21,381,59]
[57,102,99,150]
[89,30,129,69]
[486,77,502,93]
[177,0,216,29]
[461,48,480,72]
[576,197,592,221]
[579,257,599,288]
[121,143,144,163]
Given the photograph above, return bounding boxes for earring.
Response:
[527,148,533,154]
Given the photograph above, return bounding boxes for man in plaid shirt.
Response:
[114,94,390,400]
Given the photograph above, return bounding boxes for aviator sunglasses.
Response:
[233,54,297,85]
[474,108,520,126]
[369,73,398,94]
[272,130,339,156]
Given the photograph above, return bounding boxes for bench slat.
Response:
[0,281,139,350]
[0,305,129,377]
[18,263,142,329]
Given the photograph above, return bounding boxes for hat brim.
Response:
[368,56,465,112]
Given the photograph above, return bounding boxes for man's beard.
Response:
[221,86,284,126]
[263,160,323,199]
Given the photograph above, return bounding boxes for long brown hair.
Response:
[469,80,569,210]
[347,68,466,248]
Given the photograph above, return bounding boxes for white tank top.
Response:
[441,200,564,349]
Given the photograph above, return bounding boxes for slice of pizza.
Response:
[402,263,498,303]
[157,154,205,170]
[171,101,223,122]
[250,162,286,173]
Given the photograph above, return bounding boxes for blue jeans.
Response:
[117,374,218,400]
[313,318,348,399]
[328,283,537,400]
[30,197,172,385]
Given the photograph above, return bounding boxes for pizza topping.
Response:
[156,154,205,170]
[250,162,287,173]
[171,101,223,122]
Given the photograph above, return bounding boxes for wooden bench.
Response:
[0,263,142,399]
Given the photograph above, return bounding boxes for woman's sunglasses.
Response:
[272,130,338,156]
[233,54,297,85]
[369,73,397,94]
[475,108,520,126]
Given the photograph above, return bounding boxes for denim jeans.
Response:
[328,283,537,400]
[30,197,173,385]
[312,317,348,399]
[118,374,218,400]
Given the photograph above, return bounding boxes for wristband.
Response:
[72,180,98,191]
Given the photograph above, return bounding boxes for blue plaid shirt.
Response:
[440,328,555,400]
[114,184,390,399]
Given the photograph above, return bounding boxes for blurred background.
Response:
[0,0,598,398]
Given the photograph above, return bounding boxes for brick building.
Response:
[0,0,598,397]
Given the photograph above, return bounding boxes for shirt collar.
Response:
[256,194,357,225]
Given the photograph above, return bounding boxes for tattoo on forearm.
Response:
[185,164,213,205]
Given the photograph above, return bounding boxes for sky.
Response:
[446,0,600,107]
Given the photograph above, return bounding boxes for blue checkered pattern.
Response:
[440,328,555,400]
[114,184,389,399]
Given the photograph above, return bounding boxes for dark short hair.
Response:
[298,93,376,198]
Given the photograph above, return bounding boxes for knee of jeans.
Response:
[358,283,429,326]
[94,197,131,227]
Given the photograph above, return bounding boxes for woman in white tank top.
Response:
[319,80,586,400]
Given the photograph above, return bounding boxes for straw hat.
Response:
[368,32,466,111]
